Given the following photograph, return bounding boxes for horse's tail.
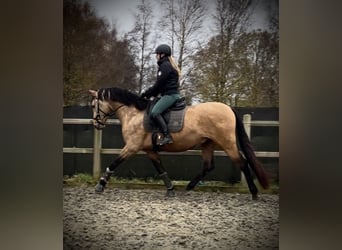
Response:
[233,109,269,189]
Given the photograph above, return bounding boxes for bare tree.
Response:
[191,0,279,107]
[159,0,207,104]
[190,0,254,105]
[126,0,156,94]
[214,0,253,105]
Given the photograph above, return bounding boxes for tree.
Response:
[231,0,279,107]
[190,0,279,107]
[63,0,138,105]
[126,0,156,94]
[64,0,108,105]
[190,0,253,105]
[232,30,279,106]
[189,36,232,103]
[266,0,279,107]
[97,29,138,92]
[159,0,207,104]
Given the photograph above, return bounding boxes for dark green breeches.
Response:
[150,94,180,118]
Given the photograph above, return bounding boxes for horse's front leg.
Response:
[146,151,175,197]
[95,146,136,193]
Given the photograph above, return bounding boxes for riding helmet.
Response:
[153,44,171,56]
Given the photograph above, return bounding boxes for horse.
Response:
[89,87,269,200]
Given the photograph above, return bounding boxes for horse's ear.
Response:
[89,89,98,97]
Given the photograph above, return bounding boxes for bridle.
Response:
[92,97,124,126]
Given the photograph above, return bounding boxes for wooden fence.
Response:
[63,114,279,179]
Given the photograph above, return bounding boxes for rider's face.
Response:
[156,53,166,61]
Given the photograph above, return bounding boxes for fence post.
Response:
[93,129,102,179]
[243,114,252,139]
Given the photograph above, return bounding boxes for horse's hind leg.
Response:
[224,146,259,200]
[241,161,259,200]
[146,151,175,197]
[186,140,215,191]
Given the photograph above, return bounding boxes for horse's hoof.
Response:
[252,194,258,200]
[166,189,175,197]
[186,183,195,191]
[95,183,105,193]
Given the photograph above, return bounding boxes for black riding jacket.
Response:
[145,56,179,98]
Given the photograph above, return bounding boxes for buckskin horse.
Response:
[89,87,269,199]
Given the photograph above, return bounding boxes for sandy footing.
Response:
[63,186,278,249]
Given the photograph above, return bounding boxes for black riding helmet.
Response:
[153,44,171,56]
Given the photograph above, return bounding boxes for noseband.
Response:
[93,98,124,126]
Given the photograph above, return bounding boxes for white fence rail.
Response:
[63,114,279,178]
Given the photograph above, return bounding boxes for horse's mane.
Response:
[98,87,149,110]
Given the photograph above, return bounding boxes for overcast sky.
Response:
[86,0,278,38]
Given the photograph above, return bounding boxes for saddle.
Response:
[143,97,187,132]
[143,97,187,150]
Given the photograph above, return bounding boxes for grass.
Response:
[63,173,279,194]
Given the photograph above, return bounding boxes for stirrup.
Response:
[157,135,173,146]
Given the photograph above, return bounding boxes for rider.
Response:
[141,44,181,146]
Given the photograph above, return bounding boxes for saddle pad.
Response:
[143,107,187,133]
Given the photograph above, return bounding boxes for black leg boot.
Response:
[153,114,173,145]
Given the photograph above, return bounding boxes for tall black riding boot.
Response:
[153,114,173,145]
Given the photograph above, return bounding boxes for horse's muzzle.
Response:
[93,119,106,130]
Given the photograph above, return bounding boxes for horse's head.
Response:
[89,89,115,130]
[89,87,147,129]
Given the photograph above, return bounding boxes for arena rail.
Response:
[63,114,279,178]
